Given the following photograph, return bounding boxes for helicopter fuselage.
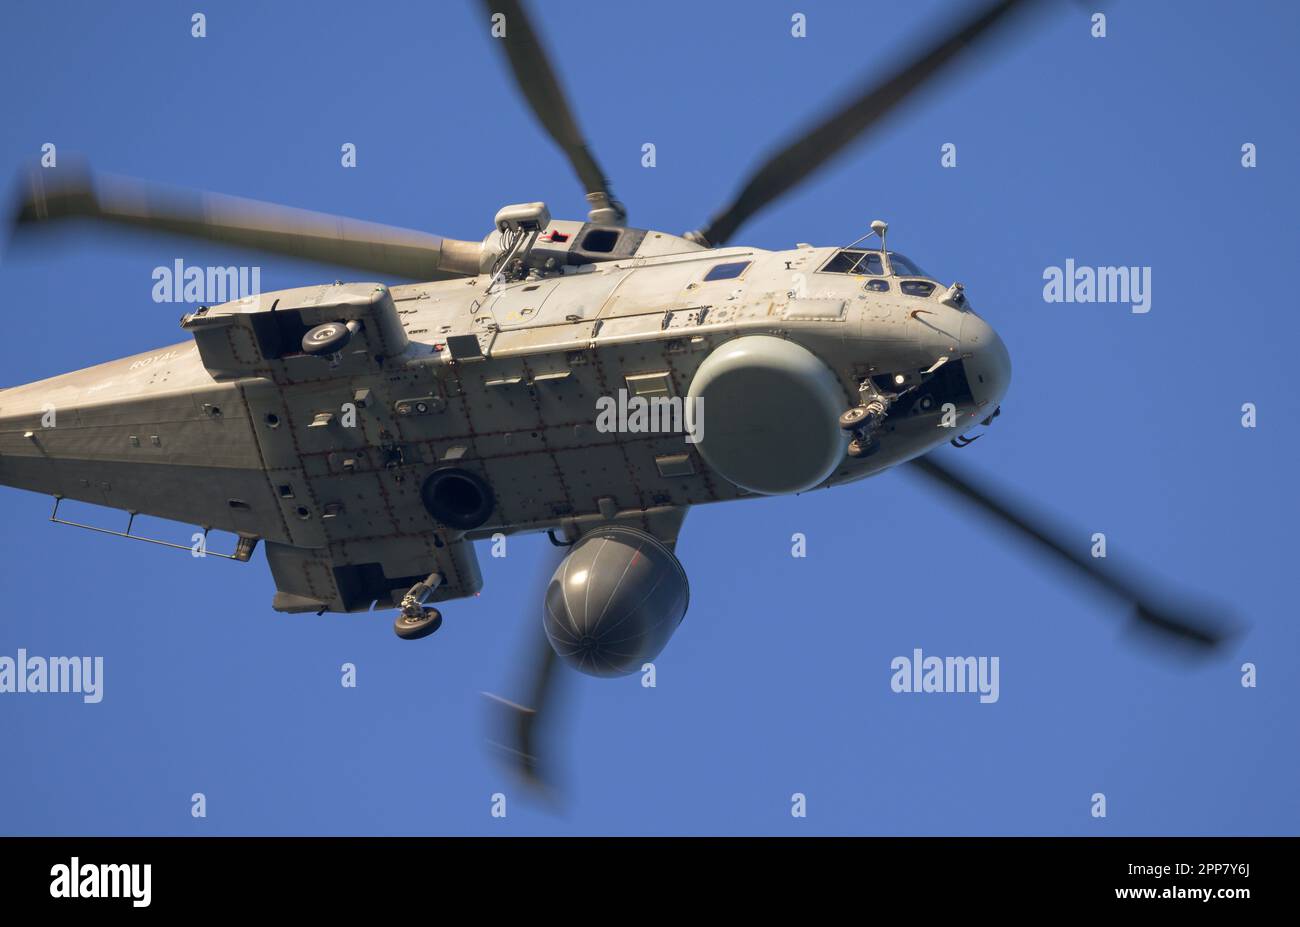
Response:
[0,223,1009,615]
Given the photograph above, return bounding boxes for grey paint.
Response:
[543,525,689,676]
[0,224,1011,616]
[686,334,847,495]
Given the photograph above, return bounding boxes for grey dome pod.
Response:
[543,525,690,677]
[686,335,847,495]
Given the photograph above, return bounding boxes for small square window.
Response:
[703,261,750,282]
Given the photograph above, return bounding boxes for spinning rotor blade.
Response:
[692,0,1041,247]
[484,541,570,795]
[907,454,1236,650]
[480,0,625,223]
[485,633,563,790]
[12,163,483,281]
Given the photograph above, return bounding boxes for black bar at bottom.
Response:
[0,836,1282,912]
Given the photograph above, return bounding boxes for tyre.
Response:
[302,321,352,355]
[847,436,877,459]
[839,406,870,431]
[394,607,443,640]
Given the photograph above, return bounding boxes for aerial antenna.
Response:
[870,219,891,274]
[840,218,891,275]
[871,219,888,252]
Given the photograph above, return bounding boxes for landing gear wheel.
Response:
[302,321,353,356]
[847,436,877,459]
[839,406,870,431]
[394,607,442,640]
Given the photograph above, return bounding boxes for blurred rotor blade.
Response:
[907,454,1236,650]
[692,0,1042,247]
[484,540,570,796]
[485,634,562,789]
[12,162,483,280]
[480,0,625,224]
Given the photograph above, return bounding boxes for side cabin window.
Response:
[820,249,884,275]
[703,260,750,282]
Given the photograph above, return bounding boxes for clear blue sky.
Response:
[1,0,1296,835]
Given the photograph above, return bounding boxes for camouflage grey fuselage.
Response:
[0,224,1009,614]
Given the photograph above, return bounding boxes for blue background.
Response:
[0,0,1295,835]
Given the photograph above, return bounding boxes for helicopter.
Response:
[1,0,1233,786]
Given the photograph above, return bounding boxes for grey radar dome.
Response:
[686,335,847,494]
[543,525,690,677]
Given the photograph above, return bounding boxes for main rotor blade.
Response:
[906,454,1236,650]
[12,163,483,281]
[693,0,1041,247]
[485,633,563,789]
[480,0,624,224]
[484,541,571,796]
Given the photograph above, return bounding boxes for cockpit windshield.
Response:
[821,249,934,280]
[821,249,885,275]
[887,252,932,279]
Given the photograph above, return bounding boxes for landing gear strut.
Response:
[393,571,444,640]
[841,383,891,459]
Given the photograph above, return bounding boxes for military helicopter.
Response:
[2,0,1231,785]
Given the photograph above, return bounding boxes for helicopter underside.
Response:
[0,250,981,615]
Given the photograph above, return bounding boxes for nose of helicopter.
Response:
[959,311,1011,411]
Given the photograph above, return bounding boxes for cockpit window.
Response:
[703,260,750,281]
[865,279,890,292]
[887,252,932,279]
[899,280,936,298]
[826,249,934,279]
[856,253,884,275]
[821,249,885,275]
